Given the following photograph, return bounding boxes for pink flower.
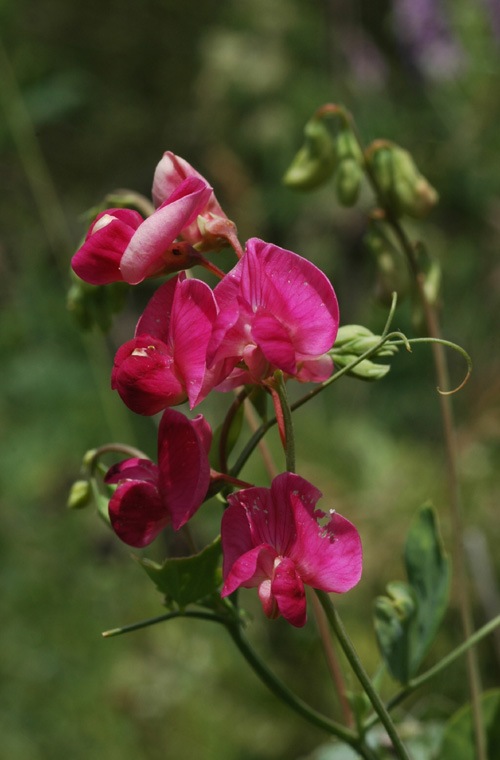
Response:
[221,473,362,627]
[105,409,212,547]
[111,273,218,415]
[153,151,241,255]
[207,238,339,389]
[72,177,213,285]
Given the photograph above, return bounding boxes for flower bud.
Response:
[331,324,398,382]
[334,157,363,206]
[67,480,92,510]
[283,118,337,190]
[333,353,391,381]
[335,325,398,356]
[370,142,439,218]
[363,218,410,306]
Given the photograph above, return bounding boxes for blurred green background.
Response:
[1,0,500,758]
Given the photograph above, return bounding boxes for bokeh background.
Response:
[1,0,500,758]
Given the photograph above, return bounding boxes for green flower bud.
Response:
[334,157,363,206]
[67,480,92,510]
[370,142,438,219]
[335,128,364,164]
[333,353,391,382]
[331,324,398,382]
[283,118,337,191]
[335,325,398,356]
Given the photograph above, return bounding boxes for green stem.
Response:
[102,610,227,637]
[365,611,500,728]
[316,591,412,760]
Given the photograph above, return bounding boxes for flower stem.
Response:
[101,609,227,637]
[316,591,412,760]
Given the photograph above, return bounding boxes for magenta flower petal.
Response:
[135,274,179,339]
[242,239,339,356]
[251,309,296,375]
[157,408,211,530]
[190,414,213,455]
[271,557,307,627]
[111,336,186,415]
[72,209,143,285]
[119,177,212,284]
[292,502,363,593]
[222,544,277,597]
[152,151,228,246]
[169,277,218,407]
[104,458,158,485]
[108,478,168,548]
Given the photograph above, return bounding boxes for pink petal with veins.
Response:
[157,409,211,530]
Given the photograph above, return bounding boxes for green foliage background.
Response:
[1,1,500,758]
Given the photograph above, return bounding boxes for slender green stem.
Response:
[365,611,500,729]
[102,610,227,637]
[219,387,249,474]
[316,591,412,760]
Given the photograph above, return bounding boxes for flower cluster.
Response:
[73,152,361,625]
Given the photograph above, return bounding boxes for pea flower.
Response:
[207,238,339,389]
[105,409,212,547]
[72,176,216,285]
[111,273,218,415]
[221,473,362,627]
[153,151,242,256]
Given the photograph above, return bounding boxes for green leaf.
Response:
[374,503,451,683]
[404,503,451,675]
[373,581,417,683]
[209,403,245,471]
[440,689,500,760]
[137,536,223,608]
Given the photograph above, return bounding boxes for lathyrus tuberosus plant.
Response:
[68,139,491,760]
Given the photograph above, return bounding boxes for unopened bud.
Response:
[333,353,391,382]
[370,142,438,218]
[335,325,398,356]
[334,157,363,206]
[67,480,92,510]
[331,324,397,382]
[283,118,337,191]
